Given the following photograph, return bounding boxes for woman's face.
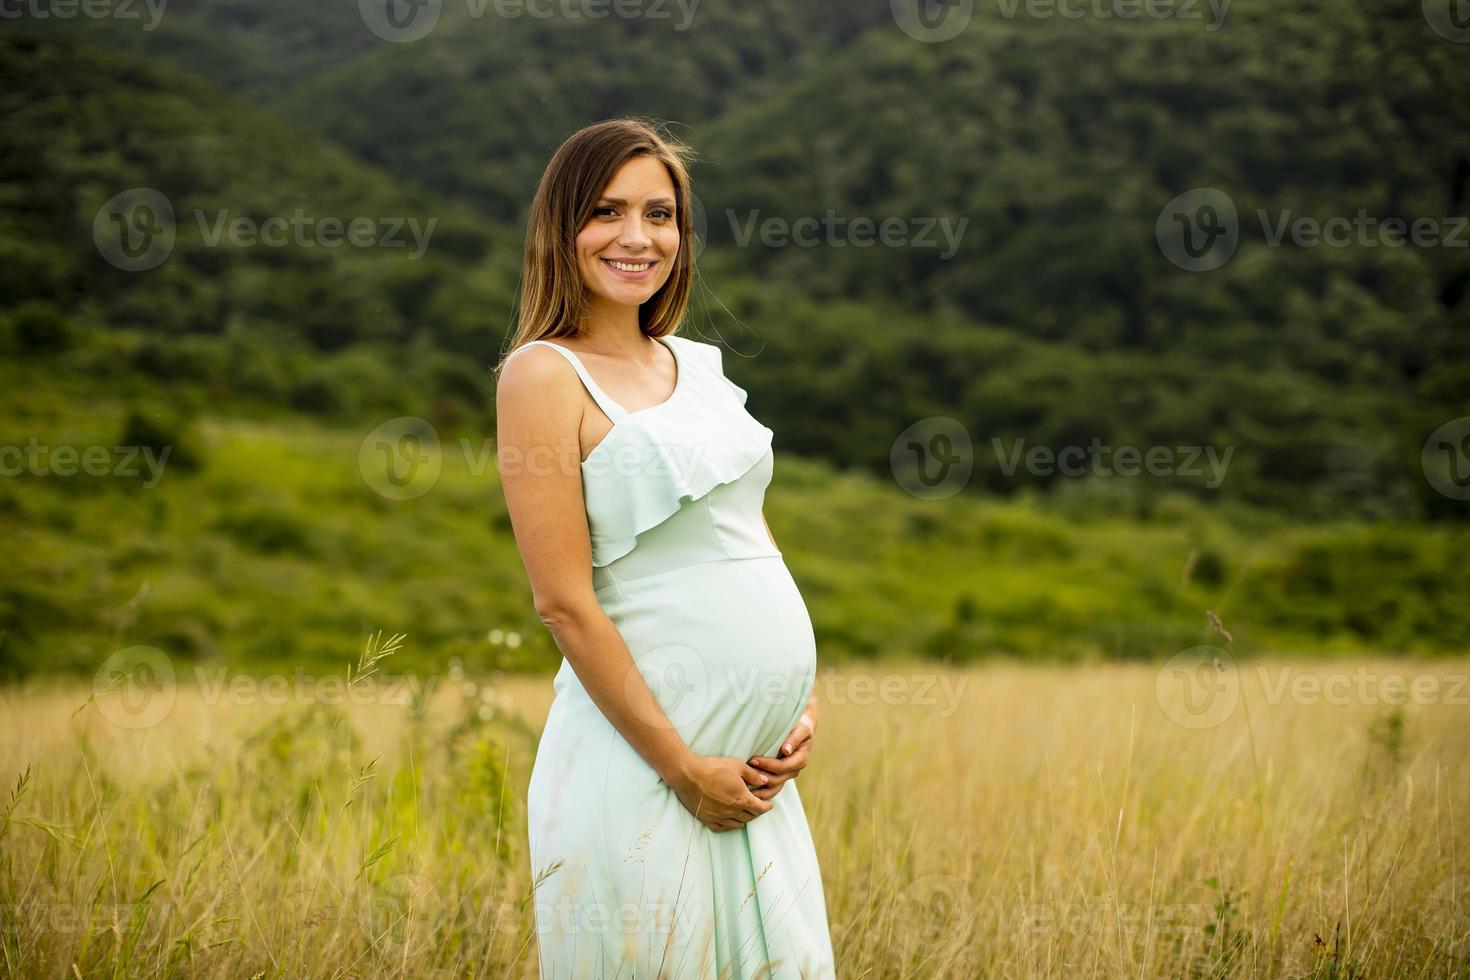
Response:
[575,155,680,312]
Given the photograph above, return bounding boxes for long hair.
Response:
[494,117,698,379]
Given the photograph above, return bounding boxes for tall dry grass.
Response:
[1,639,1467,978]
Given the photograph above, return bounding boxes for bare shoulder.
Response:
[496,344,583,419]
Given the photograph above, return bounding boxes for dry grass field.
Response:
[2,644,1467,978]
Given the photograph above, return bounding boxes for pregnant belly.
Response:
[588,555,817,761]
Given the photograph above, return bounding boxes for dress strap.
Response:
[510,340,629,422]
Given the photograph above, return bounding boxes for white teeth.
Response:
[608,259,653,272]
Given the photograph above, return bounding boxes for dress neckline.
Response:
[524,335,686,465]
[541,334,684,421]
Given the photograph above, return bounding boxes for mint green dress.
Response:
[514,334,837,979]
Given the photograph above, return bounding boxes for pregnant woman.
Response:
[494,118,837,979]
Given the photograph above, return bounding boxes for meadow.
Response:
[2,640,1466,978]
[5,4,1469,976]
[5,368,1468,686]
[5,363,1468,977]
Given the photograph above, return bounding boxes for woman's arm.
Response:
[497,348,773,831]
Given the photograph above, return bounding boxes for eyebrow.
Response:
[598,196,676,206]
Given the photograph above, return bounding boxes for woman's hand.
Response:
[746,701,818,801]
[665,755,774,833]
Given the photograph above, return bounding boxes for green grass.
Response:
[3,370,1467,682]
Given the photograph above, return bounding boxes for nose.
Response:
[617,212,653,251]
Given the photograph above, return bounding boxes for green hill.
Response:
[0,33,524,417]
[3,392,1466,682]
[2,21,1469,677]
[11,3,1461,519]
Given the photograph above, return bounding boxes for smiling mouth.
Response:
[602,258,657,274]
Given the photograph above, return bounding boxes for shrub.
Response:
[288,373,347,415]
[118,408,205,474]
[10,302,73,353]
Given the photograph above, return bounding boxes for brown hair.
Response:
[495,117,698,378]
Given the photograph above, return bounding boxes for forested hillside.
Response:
[3,1,1467,519]
[0,35,519,420]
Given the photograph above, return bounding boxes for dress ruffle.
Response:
[580,337,771,567]
[699,341,751,406]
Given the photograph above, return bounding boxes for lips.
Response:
[601,257,657,279]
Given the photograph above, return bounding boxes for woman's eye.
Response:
[592,206,672,219]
